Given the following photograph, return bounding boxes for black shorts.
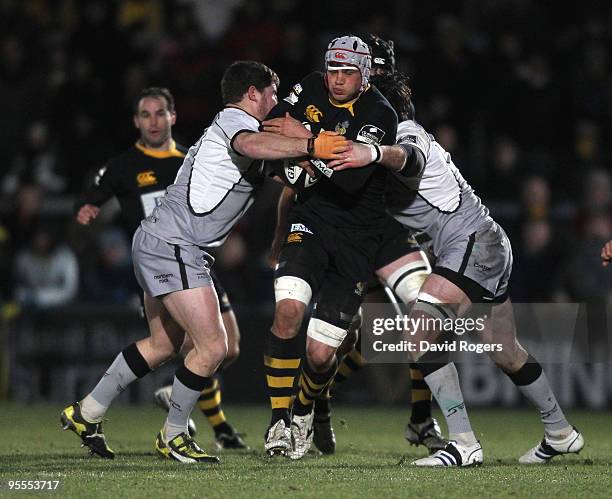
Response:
[275,215,382,329]
[138,268,232,315]
[373,218,421,270]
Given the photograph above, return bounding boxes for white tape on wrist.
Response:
[366,144,382,163]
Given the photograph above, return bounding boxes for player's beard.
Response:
[142,129,170,149]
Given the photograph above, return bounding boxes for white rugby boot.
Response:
[519,426,584,464]
[288,410,315,460]
[264,419,291,457]
[411,440,483,467]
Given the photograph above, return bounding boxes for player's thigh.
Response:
[162,286,226,353]
[143,291,185,354]
[132,228,216,299]
[374,218,429,278]
[308,269,366,354]
[433,222,512,307]
[273,222,328,333]
[274,221,329,305]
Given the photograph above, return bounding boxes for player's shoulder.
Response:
[397,119,426,136]
[359,85,397,120]
[175,143,189,156]
[103,146,137,171]
[283,71,325,106]
[397,119,431,153]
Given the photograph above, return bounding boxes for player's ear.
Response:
[170,111,177,126]
[133,114,140,130]
[247,85,259,102]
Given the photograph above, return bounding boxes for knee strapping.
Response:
[274,276,312,305]
[307,318,348,348]
[385,258,431,304]
[413,292,457,320]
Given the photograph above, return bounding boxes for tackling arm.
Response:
[233,131,349,161]
[329,142,425,178]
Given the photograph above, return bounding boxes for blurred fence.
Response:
[2,304,611,408]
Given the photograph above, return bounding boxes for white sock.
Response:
[80,394,107,423]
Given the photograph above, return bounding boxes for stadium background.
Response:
[0,0,610,410]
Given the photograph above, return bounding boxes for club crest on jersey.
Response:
[335,120,349,135]
[357,125,385,145]
[305,105,323,123]
[137,170,157,187]
[287,232,302,243]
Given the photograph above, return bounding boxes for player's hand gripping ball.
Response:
[275,159,320,191]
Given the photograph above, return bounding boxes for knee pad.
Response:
[307,318,348,348]
[385,257,431,304]
[413,292,457,320]
[274,276,312,305]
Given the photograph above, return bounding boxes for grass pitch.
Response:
[0,404,609,498]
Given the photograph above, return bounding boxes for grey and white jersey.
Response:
[140,107,263,247]
[386,119,494,256]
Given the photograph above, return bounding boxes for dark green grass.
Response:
[0,404,609,498]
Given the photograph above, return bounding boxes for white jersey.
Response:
[140,107,264,247]
[386,119,494,254]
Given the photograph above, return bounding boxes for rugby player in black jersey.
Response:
[264,35,447,454]
[72,87,247,450]
[260,35,398,459]
[265,36,445,457]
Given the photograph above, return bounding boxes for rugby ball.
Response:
[278,159,320,191]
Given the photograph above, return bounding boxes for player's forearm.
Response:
[235,131,308,160]
[378,144,425,178]
[74,187,110,213]
[378,145,408,172]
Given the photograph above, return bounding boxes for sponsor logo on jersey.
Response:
[293,83,303,95]
[309,158,334,178]
[287,232,303,243]
[290,223,312,234]
[305,105,323,123]
[335,120,350,135]
[154,273,173,283]
[94,166,107,186]
[356,125,385,145]
[137,170,158,187]
[373,57,386,65]
[284,91,299,105]
[398,135,418,145]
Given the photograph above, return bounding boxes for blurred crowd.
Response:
[1,0,611,312]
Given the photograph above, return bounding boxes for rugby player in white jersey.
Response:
[329,68,584,467]
[60,60,350,463]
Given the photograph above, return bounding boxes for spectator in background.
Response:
[14,221,79,309]
[3,121,64,196]
[511,220,565,302]
[82,227,136,304]
[602,240,612,267]
[567,213,612,301]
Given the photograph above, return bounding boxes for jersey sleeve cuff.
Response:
[230,129,256,156]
